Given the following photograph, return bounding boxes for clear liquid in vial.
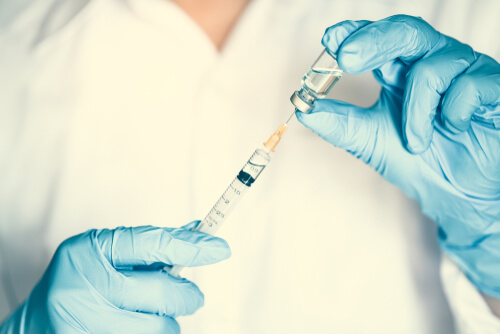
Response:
[301,68,342,99]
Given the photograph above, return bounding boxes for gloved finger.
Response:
[107,270,204,317]
[402,39,476,153]
[296,99,381,167]
[110,313,179,334]
[95,226,231,268]
[322,20,371,56]
[180,220,201,230]
[85,301,180,334]
[441,54,500,132]
[332,15,441,74]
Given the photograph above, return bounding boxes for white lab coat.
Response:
[0,0,499,333]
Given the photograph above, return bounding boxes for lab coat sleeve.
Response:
[441,255,500,334]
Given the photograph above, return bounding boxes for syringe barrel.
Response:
[167,147,271,277]
[195,177,250,235]
[196,147,271,234]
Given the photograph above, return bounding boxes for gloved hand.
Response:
[297,15,500,298]
[0,222,231,333]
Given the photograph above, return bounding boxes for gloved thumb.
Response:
[180,220,201,230]
[296,99,379,166]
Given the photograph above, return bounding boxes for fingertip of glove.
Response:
[295,109,315,128]
[442,113,471,134]
[322,20,367,56]
[184,280,205,312]
[295,109,321,128]
[403,115,434,154]
[162,275,205,317]
[156,317,181,334]
[180,220,201,230]
[295,109,306,121]
[321,32,331,48]
[322,24,341,52]
[404,136,430,154]
[167,229,231,264]
[197,234,232,263]
[169,320,181,334]
[212,237,232,260]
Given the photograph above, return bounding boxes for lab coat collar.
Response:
[125,0,273,66]
[126,0,218,59]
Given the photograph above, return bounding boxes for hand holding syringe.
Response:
[168,49,342,277]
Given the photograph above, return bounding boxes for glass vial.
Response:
[291,49,343,113]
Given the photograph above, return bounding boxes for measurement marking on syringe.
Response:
[229,184,241,195]
[247,162,266,167]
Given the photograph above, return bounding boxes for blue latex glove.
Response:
[297,15,500,297]
[0,222,230,333]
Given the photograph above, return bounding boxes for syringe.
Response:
[168,48,342,277]
[167,120,290,277]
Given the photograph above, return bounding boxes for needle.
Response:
[285,109,296,125]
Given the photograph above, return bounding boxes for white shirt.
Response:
[0,0,499,333]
